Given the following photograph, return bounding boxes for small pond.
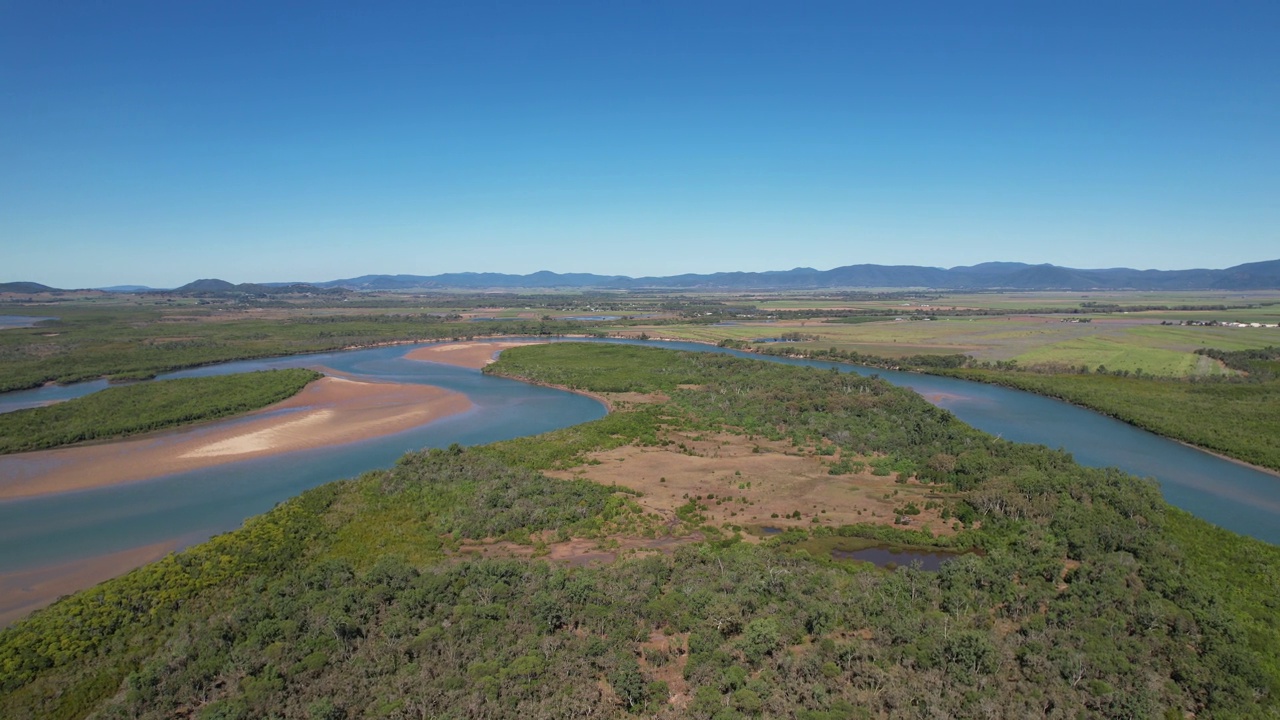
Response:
[831,547,965,571]
[0,315,55,329]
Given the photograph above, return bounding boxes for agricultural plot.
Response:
[616,314,1279,377]
[927,290,1280,311]
[1123,324,1280,352]
[1010,336,1229,376]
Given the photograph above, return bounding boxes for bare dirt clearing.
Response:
[547,430,956,536]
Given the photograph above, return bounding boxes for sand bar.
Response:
[0,538,183,627]
[0,376,472,500]
[406,340,543,369]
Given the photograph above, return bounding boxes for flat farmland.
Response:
[1097,305,1280,325]
[609,314,1280,376]
[1010,336,1231,376]
[916,290,1280,311]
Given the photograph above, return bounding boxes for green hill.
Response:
[0,281,58,293]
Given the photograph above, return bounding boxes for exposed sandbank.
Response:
[0,376,472,500]
[405,341,542,369]
[0,539,182,628]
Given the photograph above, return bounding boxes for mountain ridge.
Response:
[314,258,1280,291]
[6,259,1279,293]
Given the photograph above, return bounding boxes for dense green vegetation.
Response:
[1198,345,1280,379]
[2,344,1278,718]
[743,342,972,370]
[0,369,321,454]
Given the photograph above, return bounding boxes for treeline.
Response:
[0,306,606,392]
[1,344,1277,718]
[0,369,320,454]
[719,340,970,371]
[1196,346,1280,380]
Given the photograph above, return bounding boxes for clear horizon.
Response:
[4,2,1278,288]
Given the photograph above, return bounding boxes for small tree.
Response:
[741,618,781,663]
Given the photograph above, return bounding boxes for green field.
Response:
[1010,336,1232,376]
[751,290,1280,313]
[608,315,1279,376]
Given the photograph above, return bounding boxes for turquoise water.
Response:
[0,316,54,330]
[1,338,1277,581]
[0,344,605,572]
[0,378,111,413]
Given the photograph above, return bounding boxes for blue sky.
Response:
[2,1,1277,287]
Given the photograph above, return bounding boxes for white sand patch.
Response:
[180,410,336,458]
[405,341,541,368]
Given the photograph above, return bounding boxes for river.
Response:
[0,338,1276,591]
[0,344,605,576]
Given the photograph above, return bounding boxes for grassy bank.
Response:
[0,368,321,454]
[935,369,1280,473]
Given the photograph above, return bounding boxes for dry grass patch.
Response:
[603,391,669,408]
[547,431,957,536]
[637,630,689,706]
[455,535,693,569]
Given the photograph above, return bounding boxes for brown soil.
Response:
[546,431,957,535]
[0,376,472,499]
[638,630,690,707]
[919,391,973,404]
[405,341,543,369]
[602,391,669,408]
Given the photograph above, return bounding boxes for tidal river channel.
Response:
[1,338,1277,598]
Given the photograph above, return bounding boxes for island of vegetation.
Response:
[1,343,1276,719]
[0,368,321,454]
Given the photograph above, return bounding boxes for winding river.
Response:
[1,338,1277,597]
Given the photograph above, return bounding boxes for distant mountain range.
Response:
[5,259,1279,294]
[167,279,347,296]
[313,259,1280,291]
[98,285,164,293]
